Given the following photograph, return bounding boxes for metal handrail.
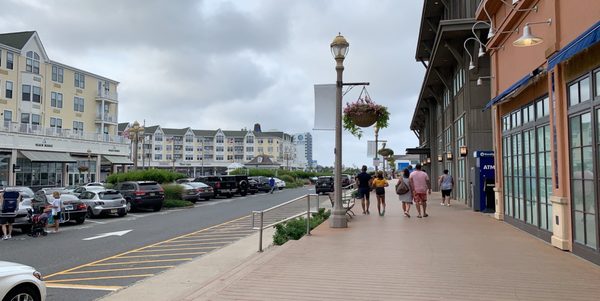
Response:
[252,194,319,252]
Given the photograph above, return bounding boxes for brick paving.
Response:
[185,180,600,301]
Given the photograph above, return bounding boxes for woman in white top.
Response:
[49,191,62,233]
[396,168,413,217]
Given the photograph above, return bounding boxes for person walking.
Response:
[269,177,276,194]
[355,165,373,214]
[409,163,431,218]
[49,191,62,233]
[439,169,454,206]
[372,171,389,216]
[0,191,21,240]
[395,168,413,217]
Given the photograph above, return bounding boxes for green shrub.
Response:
[162,184,184,200]
[273,208,330,245]
[279,175,295,184]
[106,169,186,184]
[164,199,194,208]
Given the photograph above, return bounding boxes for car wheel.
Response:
[240,191,247,196]
[279,187,283,190]
[86,208,96,219]
[5,284,40,301]
[153,204,162,212]
[126,199,133,213]
[117,208,127,217]
[203,197,211,201]
[75,216,85,224]
[18,225,32,234]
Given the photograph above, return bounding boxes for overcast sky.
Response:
[1,0,424,168]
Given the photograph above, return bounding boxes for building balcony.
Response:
[95,91,119,103]
[95,113,117,124]
[1,121,127,144]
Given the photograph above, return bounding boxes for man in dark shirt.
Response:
[355,165,373,214]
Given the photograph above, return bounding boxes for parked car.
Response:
[78,189,127,218]
[175,178,195,184]
[32,191,87,224]
[71,186,99,197]
[315,176,334,194]
[194,176,236,198]
[82,182,104,187]
[273,177,286,190]
[221,175,252,196]
[179,182,214,202]
[341,174,354,187]
[115,181,165,212]
[247,178,259,194]
[0,261,46,301]
[2,187,35,233]
[62,185,79,194]
[249,176,271,192]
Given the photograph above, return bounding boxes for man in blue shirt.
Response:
[355,165,373,214]
[269,177,276,194]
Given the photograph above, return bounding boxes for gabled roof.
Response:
[144,125,160,134]
[162,128,190,136]
[0,31,35,50]
[255,131,284,138]
[246,154,280,166]
[118,123,129,132]
[222,130,247,137]
[192,130,217,136]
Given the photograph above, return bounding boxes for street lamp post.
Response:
[129,121,144,170]
[330,33,349,228]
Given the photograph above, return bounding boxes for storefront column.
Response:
[492,106,504,220]
[9,149,17,186]
[62,163,69,187]
[549,66,571,251]
[96,156,101,182]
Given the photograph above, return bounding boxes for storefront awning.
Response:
[548,20,600,70]
[483,72,535,111]
[103,155,134,165]
[20,151,77,163]
[405,147,431,155]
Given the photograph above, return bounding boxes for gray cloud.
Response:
[0,0,424,167]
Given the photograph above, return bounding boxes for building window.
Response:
[32,86,41,103]
[154,154,162,160]
[26,51,40,74]
[50,117,62,129]
[227,155,233,160]
[216,155,224,161]
[569,75,591,107]
[203,153,212,160]
[268,138,273,144]
[235,138,244,144]
[246,147,254,152]
[216,135,224,143]
[234,146,243,152]
[74,97,85,112]
[455,116,466,202]
[155,133,163,141]
[52,65,64,83]
[20,113,29,124]
[3,110,12,126]
[166,154,172,160]
[185,134,194,143]
[185,155,194,160]
[258,139,263,144]
[5,81,12,99]
[235,155,244,160]
[257,147,263,153]
[22,85,31,101]
[74,72,85,89]
[246,155,253,160]
[6,52,13,70]
[216,146,224,152]
[73,121,84,133]
[268,147,273,153]
[247,136,254,144]
[443,88,451,109]
[227,146,233,152]
[166,145,172,151]
[154,145,162,151]
[31,114,40,126]
[51,92,63,108]
[185,146,193,152]
[453,68,465,96]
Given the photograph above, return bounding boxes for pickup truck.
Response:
[194,176,236,198]
[220,175,257,196]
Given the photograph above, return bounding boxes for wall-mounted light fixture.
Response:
[513,18,552,47]
[477,76,495,86]
[464,37,482,70]
[446,152,453,160]
[459,145,468,157]
[437,155,443,162]
[426,157,431,164]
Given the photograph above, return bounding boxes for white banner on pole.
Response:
[313,84,336,131]
[367,140,376,158]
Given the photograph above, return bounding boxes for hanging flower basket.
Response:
[78,166,89,172]
[378,148,394,157]
[343,87,390,139]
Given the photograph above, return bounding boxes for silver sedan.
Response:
[78,189,127,218]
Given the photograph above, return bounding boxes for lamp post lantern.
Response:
[87,149,92,183]
[330,33,349,228]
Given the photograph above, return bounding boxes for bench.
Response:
[328,189,356,219]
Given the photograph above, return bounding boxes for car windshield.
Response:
[99,191,123,200]
[4,187,34,198]
[139,183,160,191]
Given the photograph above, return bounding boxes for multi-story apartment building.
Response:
[478,0,600,264]
[410,0,493,206]
[120,122,299,175]
[0,31,130,189]
[291,132,313,170]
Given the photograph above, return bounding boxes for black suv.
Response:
[249,176,271,192]
[315,176,334,194]
[221,175,256,196]
[115,181,164,212]
[194,176,236,198]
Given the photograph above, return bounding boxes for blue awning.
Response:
[548,20,600,70]
[483,72,534,111]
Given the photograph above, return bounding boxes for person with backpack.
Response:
[395,168,413,217]
[372,171,389,216]
[0,191,21,240]
[355,165,373,214]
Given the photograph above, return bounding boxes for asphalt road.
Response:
[0,186,320,301]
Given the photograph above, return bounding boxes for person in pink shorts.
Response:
[409,163,431,218]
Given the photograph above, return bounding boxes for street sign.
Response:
[373,158,380,166]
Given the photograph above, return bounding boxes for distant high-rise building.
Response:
[292,132,313,169]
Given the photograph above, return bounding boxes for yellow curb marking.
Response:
[44,214,249,279]
[154,242,226,248]
[135,247,212,252]
[164,239,234,244]
[90,258,193,266]
[169,237,238,242]
[62,266,174,275]
[44,283,123,291]
[45,274,154,283]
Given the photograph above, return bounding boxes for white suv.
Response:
[0,261,46,301]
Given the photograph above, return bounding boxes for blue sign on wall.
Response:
[475,151,495,211]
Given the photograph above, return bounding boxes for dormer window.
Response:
[26,51,40,74]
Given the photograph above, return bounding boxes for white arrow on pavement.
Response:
[83,230,132,241]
